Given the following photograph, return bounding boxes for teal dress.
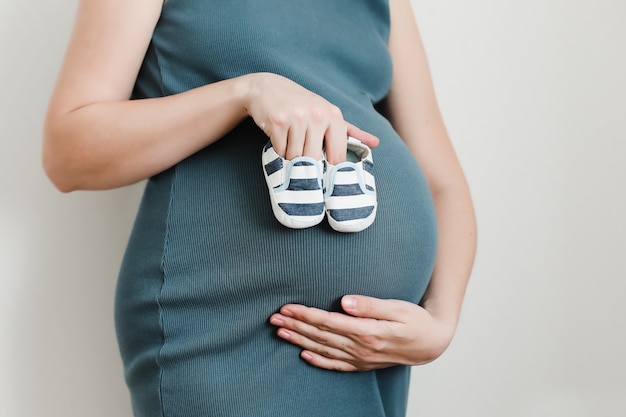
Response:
[114,1,438,416]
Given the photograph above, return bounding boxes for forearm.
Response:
[43,75,250,192]
[392,107,477,329]
[421,180,476,327]
[386,0,476,328]
[397,121,476,331]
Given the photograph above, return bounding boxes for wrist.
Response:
[421,297,461,330]
[237,72,275,118]
[232,73,259,118]
[406,306,457,366]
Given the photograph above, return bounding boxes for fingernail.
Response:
[281,308,294,317]
[277,329,291,339]
[342,296,357,310]
[270,316,285,327]
[301,351,313,361]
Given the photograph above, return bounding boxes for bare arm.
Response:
[269,0,476,370]
[43,0,378,192]
[43,0,248,191]
[386,0,477,328]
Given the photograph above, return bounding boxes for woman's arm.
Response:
[269,0,476,371]
[385,0,477,331]
[44,0,377,192]
[43,0,250,191]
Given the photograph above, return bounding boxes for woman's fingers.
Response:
[341,295,416,322]
[302,123,326,160]
[246,73,377,163]
[271,305,393,347]
[263,114,288,158]
[274,325,353,362]
[270,298,460,370]
[324,114,348,165]
[273,305,382,337]
[270,308,391,372]
[347,122,380,149]
[299,350,361,372]
[270,312,353,360]
[285,123,307,161]
[270,304,405,372]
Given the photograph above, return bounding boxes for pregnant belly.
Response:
[159,124,438,313]
[114,119,437,417]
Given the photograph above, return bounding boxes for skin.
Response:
[44,0,476,372]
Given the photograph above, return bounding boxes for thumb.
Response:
[341,295,407,321]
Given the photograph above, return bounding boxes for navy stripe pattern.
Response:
[262,141,326,228]
[324,137,377,232]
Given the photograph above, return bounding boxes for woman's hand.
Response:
[269,295,456,372]
[243,73,379,164]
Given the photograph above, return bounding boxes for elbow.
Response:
[42,123,81,193]
[43,167,78,193]
[42,149,80,193]
[42,113,131,192]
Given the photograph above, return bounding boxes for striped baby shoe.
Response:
[262,141,326,229]
[324,137,377,233]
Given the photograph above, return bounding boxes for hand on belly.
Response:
[268,294,456,371]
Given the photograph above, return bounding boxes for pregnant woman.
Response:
[43,0,476,416]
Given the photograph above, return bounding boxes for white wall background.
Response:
[1,0,624,416]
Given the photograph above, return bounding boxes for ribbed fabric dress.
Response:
[114,1,438,416]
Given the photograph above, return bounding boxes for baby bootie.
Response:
[323,137,377,233]
[262,141,326,229]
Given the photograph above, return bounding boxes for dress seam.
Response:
[155,166,178,417]
[152,11,174,416]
